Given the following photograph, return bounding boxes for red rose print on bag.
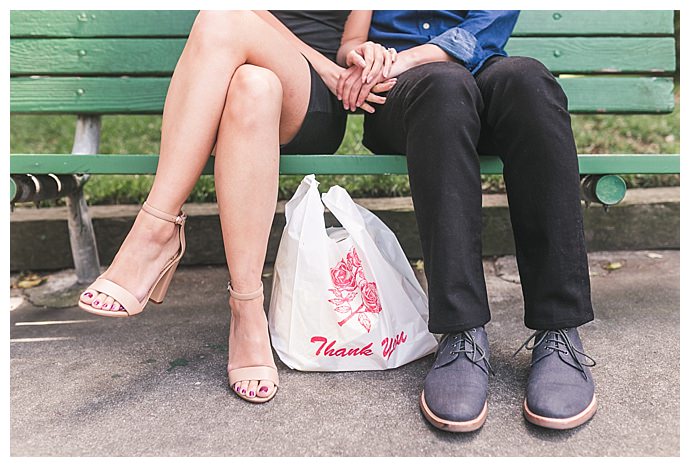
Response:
[328,248,382,332]
[330,259,358,291]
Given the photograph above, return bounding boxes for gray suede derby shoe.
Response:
[420,327,493,432]
[515,327,597,430]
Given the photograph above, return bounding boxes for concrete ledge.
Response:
[10,187,680,272]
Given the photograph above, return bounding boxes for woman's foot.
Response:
[227,286,277,401]
[79,206,182,313]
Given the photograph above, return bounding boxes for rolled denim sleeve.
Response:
[428,11,520,73]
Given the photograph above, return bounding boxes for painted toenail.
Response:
[82,292,93,298]
[259,386,269,393]
[241,389,246,394]
[93,300,100,306]
[101,303,109,309]
[249,391,255,397]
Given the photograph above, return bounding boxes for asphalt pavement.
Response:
[9,250,680,456]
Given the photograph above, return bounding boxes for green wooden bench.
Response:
[10,10,680,284]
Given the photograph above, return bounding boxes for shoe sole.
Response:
[523,394,597,430]
[420,390,488,432]
[78,301,130,318]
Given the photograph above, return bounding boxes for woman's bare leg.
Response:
[80,11,312,313]
[214,64,283,399]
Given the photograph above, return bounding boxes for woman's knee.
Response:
[224,65,283,123]
[189,11,255,51]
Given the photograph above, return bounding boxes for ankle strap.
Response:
[227,282,264,300]
[142,201,186,225]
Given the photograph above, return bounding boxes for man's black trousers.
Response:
[363,56,594,332]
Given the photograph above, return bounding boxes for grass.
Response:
[10,88,680,205]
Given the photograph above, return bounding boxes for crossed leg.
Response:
[79,11,316,399]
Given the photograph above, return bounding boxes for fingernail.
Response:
[259,386,269,393]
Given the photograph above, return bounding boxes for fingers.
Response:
[383,47,397,79]
[389,47,398,64]
[383,47,392,79]
[348,75,364,111]
[360,102,376,114]
[356,83,372,108]
[366,44,386,84]
[342,71,363,111]
[361,42,375,83]
[347,49,366,68]
[371,78,397,93]
[337,66,356,101]
[365,92,386,105]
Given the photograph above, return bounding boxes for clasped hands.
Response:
[336,41,398,114]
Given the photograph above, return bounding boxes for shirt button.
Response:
[422,22,430,30]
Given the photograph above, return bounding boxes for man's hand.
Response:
[337,65,396,113]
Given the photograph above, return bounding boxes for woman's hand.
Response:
[336,66,396,113]
[346,41,397,83]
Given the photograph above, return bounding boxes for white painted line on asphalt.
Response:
[10,296,24,311]
[10,337,74,343]
[14,320,94,326]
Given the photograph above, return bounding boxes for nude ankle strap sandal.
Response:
[78,201,187,317]
[227,282,280,404]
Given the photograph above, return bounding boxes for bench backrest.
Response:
[10,10,676,114]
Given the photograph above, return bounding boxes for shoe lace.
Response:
[448,330,495,376]
[513,329,596,380]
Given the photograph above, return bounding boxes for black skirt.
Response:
[279,61,348,155]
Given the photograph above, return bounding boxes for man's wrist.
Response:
[391,44,456,77]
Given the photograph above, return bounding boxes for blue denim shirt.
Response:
[369,10,520,74]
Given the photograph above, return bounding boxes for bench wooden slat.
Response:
[9,154,681,176]
[10,37,676,75]
[10,11,674,38]
[512,10,674,36]
[10,76,675,114]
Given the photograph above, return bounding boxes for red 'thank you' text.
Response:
[310,330,408,360]
[381,330,407,360]
[310,336,373,357]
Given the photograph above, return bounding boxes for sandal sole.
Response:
[420,390,488,432]
[523,394,597,430]
[78,301,130,318]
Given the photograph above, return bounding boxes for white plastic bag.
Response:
[268,174,437,371]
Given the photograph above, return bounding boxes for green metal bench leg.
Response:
[67,115,102,284]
